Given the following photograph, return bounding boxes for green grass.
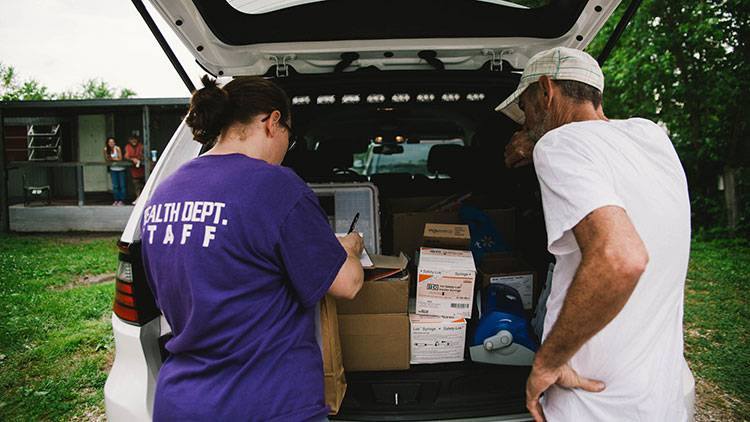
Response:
[0,234,748,420]
[0,234,119,421]
[684,237,750,419]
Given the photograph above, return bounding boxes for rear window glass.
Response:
[200,0,587,45]
[228,0,549,14]
[227,0,323,14]
[352,139,464,177]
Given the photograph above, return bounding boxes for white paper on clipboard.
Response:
[335,233,373,267]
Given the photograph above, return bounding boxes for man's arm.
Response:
[526,205,649,421]
[124,145,141,163]
[537,205,648,366]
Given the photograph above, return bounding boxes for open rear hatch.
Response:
[136,1,625,420]
[145,0,622,77]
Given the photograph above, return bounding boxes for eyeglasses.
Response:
[261,113,298,152]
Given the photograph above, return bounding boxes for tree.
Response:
[587,0,749,236]
[0,63,137,101]
[57,78,137,99]
[0,63,53,101]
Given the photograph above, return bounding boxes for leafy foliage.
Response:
[0,63,136,101]
[0,63,52,101]
[587,0,750,234]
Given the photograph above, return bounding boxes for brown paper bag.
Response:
[320,294,347,415]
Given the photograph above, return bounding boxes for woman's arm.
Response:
[328,233,364,300]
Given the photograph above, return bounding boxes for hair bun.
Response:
[186,75,230,145]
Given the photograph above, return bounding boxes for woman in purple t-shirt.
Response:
[141,75,364,421]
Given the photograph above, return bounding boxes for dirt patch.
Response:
[69,403,106,422]
[100,349,115,374]
[17,232,120,244]
[54,233,120,245]
[694,375,747,421]
[49,273,115,291]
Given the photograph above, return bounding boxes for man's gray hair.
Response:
[555,80,602,109]
[527,80,603,109]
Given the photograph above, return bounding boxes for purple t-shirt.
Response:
[141,153,347,422]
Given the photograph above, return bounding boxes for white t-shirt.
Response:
[533,118,694,421]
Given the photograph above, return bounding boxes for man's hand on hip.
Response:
[525,361,605,422]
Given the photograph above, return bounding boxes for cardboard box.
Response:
[318,295,346,415]
[338,313,410,372]
[423,223,471,250]
[392,208,515,258]
[416,247,476,319]
[337,253,409,314]
[409,314,467,364]
[479,254,536,310]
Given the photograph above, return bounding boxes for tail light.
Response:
[113,240,160,325]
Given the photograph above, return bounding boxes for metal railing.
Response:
[7,160,140,206]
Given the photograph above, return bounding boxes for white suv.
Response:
[105,1,627,420]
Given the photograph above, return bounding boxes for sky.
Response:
[0,0,203,98]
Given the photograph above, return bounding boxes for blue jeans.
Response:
[111,170,126,201]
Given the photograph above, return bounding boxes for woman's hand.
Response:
[338,232,364,258]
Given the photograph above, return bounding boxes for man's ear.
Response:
[538,75,555,110]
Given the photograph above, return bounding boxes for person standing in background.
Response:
[104,137,127,206]
[125,135,146,204]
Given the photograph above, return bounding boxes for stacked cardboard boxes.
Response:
[337,253,411,372]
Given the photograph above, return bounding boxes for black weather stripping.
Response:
[132,0,196,93]
[597,0,644,66]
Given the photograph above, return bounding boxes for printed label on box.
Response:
[490,274,534,309]
[417,248,476,318]
[417,272,475,318]
[409,315,467,364]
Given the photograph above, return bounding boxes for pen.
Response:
[347,212,360,234]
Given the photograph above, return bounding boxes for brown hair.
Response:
[185,75,291,145]
[105,137,117,155]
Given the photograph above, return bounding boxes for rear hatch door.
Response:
[147,0,621,76]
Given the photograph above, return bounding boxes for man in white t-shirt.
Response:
[496,47,695,421]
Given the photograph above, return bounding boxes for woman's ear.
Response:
[263,110,283,137]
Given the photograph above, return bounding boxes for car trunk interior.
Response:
[133,0,633,418]
[272,70,551,419]
[148,69,551,420]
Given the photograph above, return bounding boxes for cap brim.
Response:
[494,87,526,125]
